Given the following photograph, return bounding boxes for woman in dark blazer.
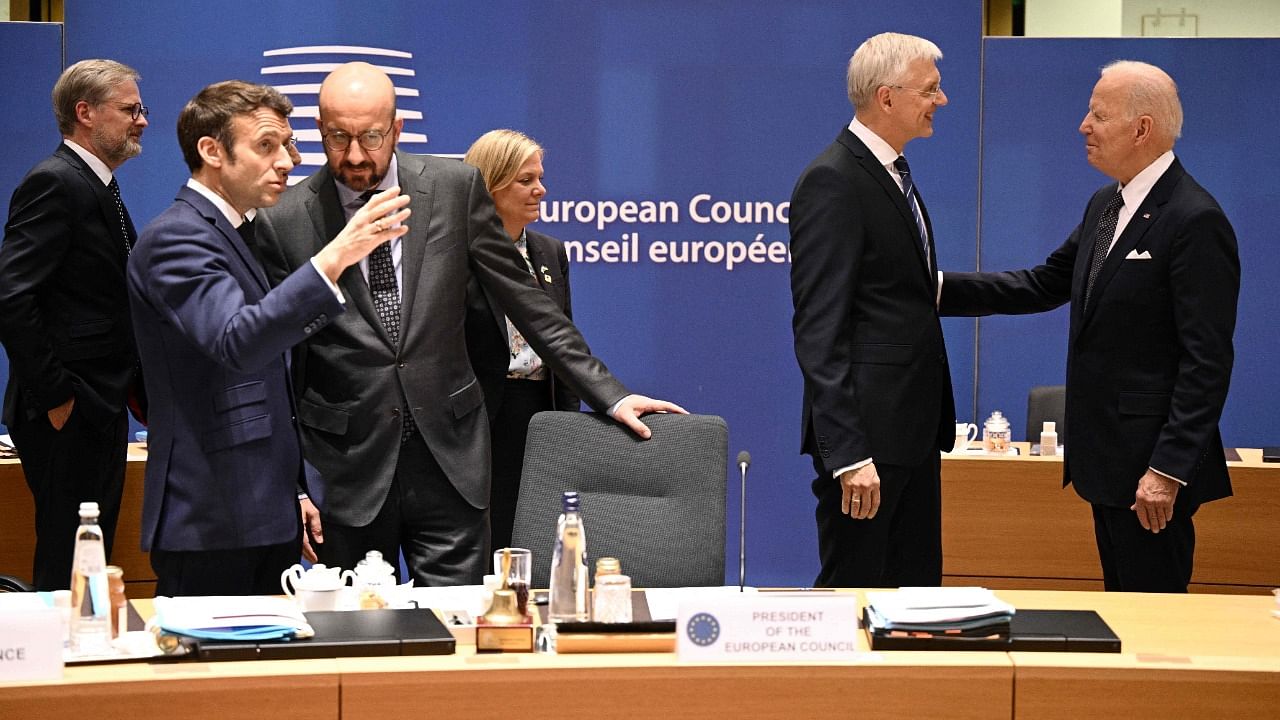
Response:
[464,129,581,552]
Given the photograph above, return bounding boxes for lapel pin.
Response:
[540,266,552,284]
[1142,213,1151,219]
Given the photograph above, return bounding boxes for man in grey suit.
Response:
[256,62,682,586]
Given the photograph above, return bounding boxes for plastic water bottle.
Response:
[69,501,112,655]
[547,491,589,623]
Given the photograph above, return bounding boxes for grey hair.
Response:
[847,32,942,110]
[1101,60,1183,141]
[52,59,141,136]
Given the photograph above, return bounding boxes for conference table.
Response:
[1,589,1277,719]
[3,444,1278,597]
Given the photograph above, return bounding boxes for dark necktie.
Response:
[107,177,134,257]
[1084,191,1124,310]
[892,156,930,271]
[357,190,415,442]
[237,217,256,246]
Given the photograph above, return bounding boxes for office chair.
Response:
[0,574,35,592]
[511,411,728,589]
[1026,384,1067,444]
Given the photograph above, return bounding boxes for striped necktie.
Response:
[893,156,930,271]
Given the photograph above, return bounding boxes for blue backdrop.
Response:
[2,5,1273,587]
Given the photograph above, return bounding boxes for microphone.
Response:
[736,450,750,592]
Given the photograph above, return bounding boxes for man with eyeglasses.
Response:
[126,80,407,596]
[0,59,149,591]
[257,62,684,586]
[789,32,955,588]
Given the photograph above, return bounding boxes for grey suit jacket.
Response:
[256,152,627,524]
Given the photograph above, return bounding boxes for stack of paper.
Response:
[152,595,313,641]
[864,587,1014,637]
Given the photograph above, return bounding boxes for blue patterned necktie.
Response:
[893,156,930,271]
[1084,191,1124,310]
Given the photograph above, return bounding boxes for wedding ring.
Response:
[373,219,386,233]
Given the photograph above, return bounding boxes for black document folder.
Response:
[189,608,457,660]
[864,608,1121,653]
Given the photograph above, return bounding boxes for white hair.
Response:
[847,32,942,110]
[1101,60,1183,141]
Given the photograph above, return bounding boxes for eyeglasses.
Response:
[322,126,392,152]
[887,84,944,100]
[113,102,149,121]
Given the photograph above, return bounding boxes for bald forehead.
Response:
[318,62,396,115]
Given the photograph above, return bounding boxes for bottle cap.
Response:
[1043,421,1056,433]
[106,565,124,578]
[561,490,580,512]
[78,501,100,518]
[595,557,621,577]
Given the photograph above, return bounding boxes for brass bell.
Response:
[482,588,526,625]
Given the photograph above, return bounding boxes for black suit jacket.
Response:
[940,158,1239,509]
[0,143,138,430]
[466,227,581,417]
[256,153,626,523]
[790,129,955,473]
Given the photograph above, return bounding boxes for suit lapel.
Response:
[838,130,933,283]
[305,169,393,348]
[1079,161,1183,327]
[58,145,129,268]
[395,152,435,334]
[176,186,270,293]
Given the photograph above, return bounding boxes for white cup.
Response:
[298,587,343,612]
[953,423,978,453]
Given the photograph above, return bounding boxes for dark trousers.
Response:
[151,535,301,596]
[11,409,128,591]
[317,429,488,586]
[812,453,942,588]
[1091,503,1196,592]
[489,378,552,552]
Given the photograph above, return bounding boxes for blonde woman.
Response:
[464,129,580,551]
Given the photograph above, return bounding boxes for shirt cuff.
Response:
[309,257,346,303]
[1149,466,1186,487]
[936,271,944,308]
[833,457,874,478]
[606,397,627,417]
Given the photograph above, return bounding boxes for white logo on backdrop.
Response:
[259,45,454,184]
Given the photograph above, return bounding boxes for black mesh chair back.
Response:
[511,411,728,589]
[1026,384,1067,444]
[0,574,35,592]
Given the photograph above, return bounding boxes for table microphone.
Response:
[737,450,750,592]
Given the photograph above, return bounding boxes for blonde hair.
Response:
[847,32,942,110]
[463,129,543,194]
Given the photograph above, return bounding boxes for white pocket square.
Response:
[1124,249,1152,260]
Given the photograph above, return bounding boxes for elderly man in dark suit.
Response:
[940,61,1239,592]
[127,80,406,595]
[256,62,682,587]
[789,33,956,588]
[0,59,148,590]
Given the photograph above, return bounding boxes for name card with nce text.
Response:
[676,593,861,662]
[0,595,63,681]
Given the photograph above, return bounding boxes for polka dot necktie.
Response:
[1084,191,1124,311]
[358,190,416,442]
[107,177,135,257]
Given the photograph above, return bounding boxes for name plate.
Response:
[676,593,860,661]
[0,595,64,681]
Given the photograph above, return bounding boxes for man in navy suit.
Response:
[789,33,956,588]
[127,81,409,595]
[0,59,148,590]
[940,61,1239,592]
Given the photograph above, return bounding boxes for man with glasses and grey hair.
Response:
[940,61,1239,592]
[789,32,956,588]
[257,62,683,587]
[0,59,149,590]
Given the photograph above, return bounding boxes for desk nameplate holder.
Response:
[676,593,860,662]
[0,596,63,681]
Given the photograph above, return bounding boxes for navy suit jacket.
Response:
[941,158,1240,509]
[790,128,955,474]
[127,186,344,552]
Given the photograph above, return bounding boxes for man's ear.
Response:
[197,136,223,169]
[74,100,95,128]
[1132,115,1154,147]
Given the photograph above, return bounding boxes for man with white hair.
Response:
[941,61,1239,592]
[789,32,956,587]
